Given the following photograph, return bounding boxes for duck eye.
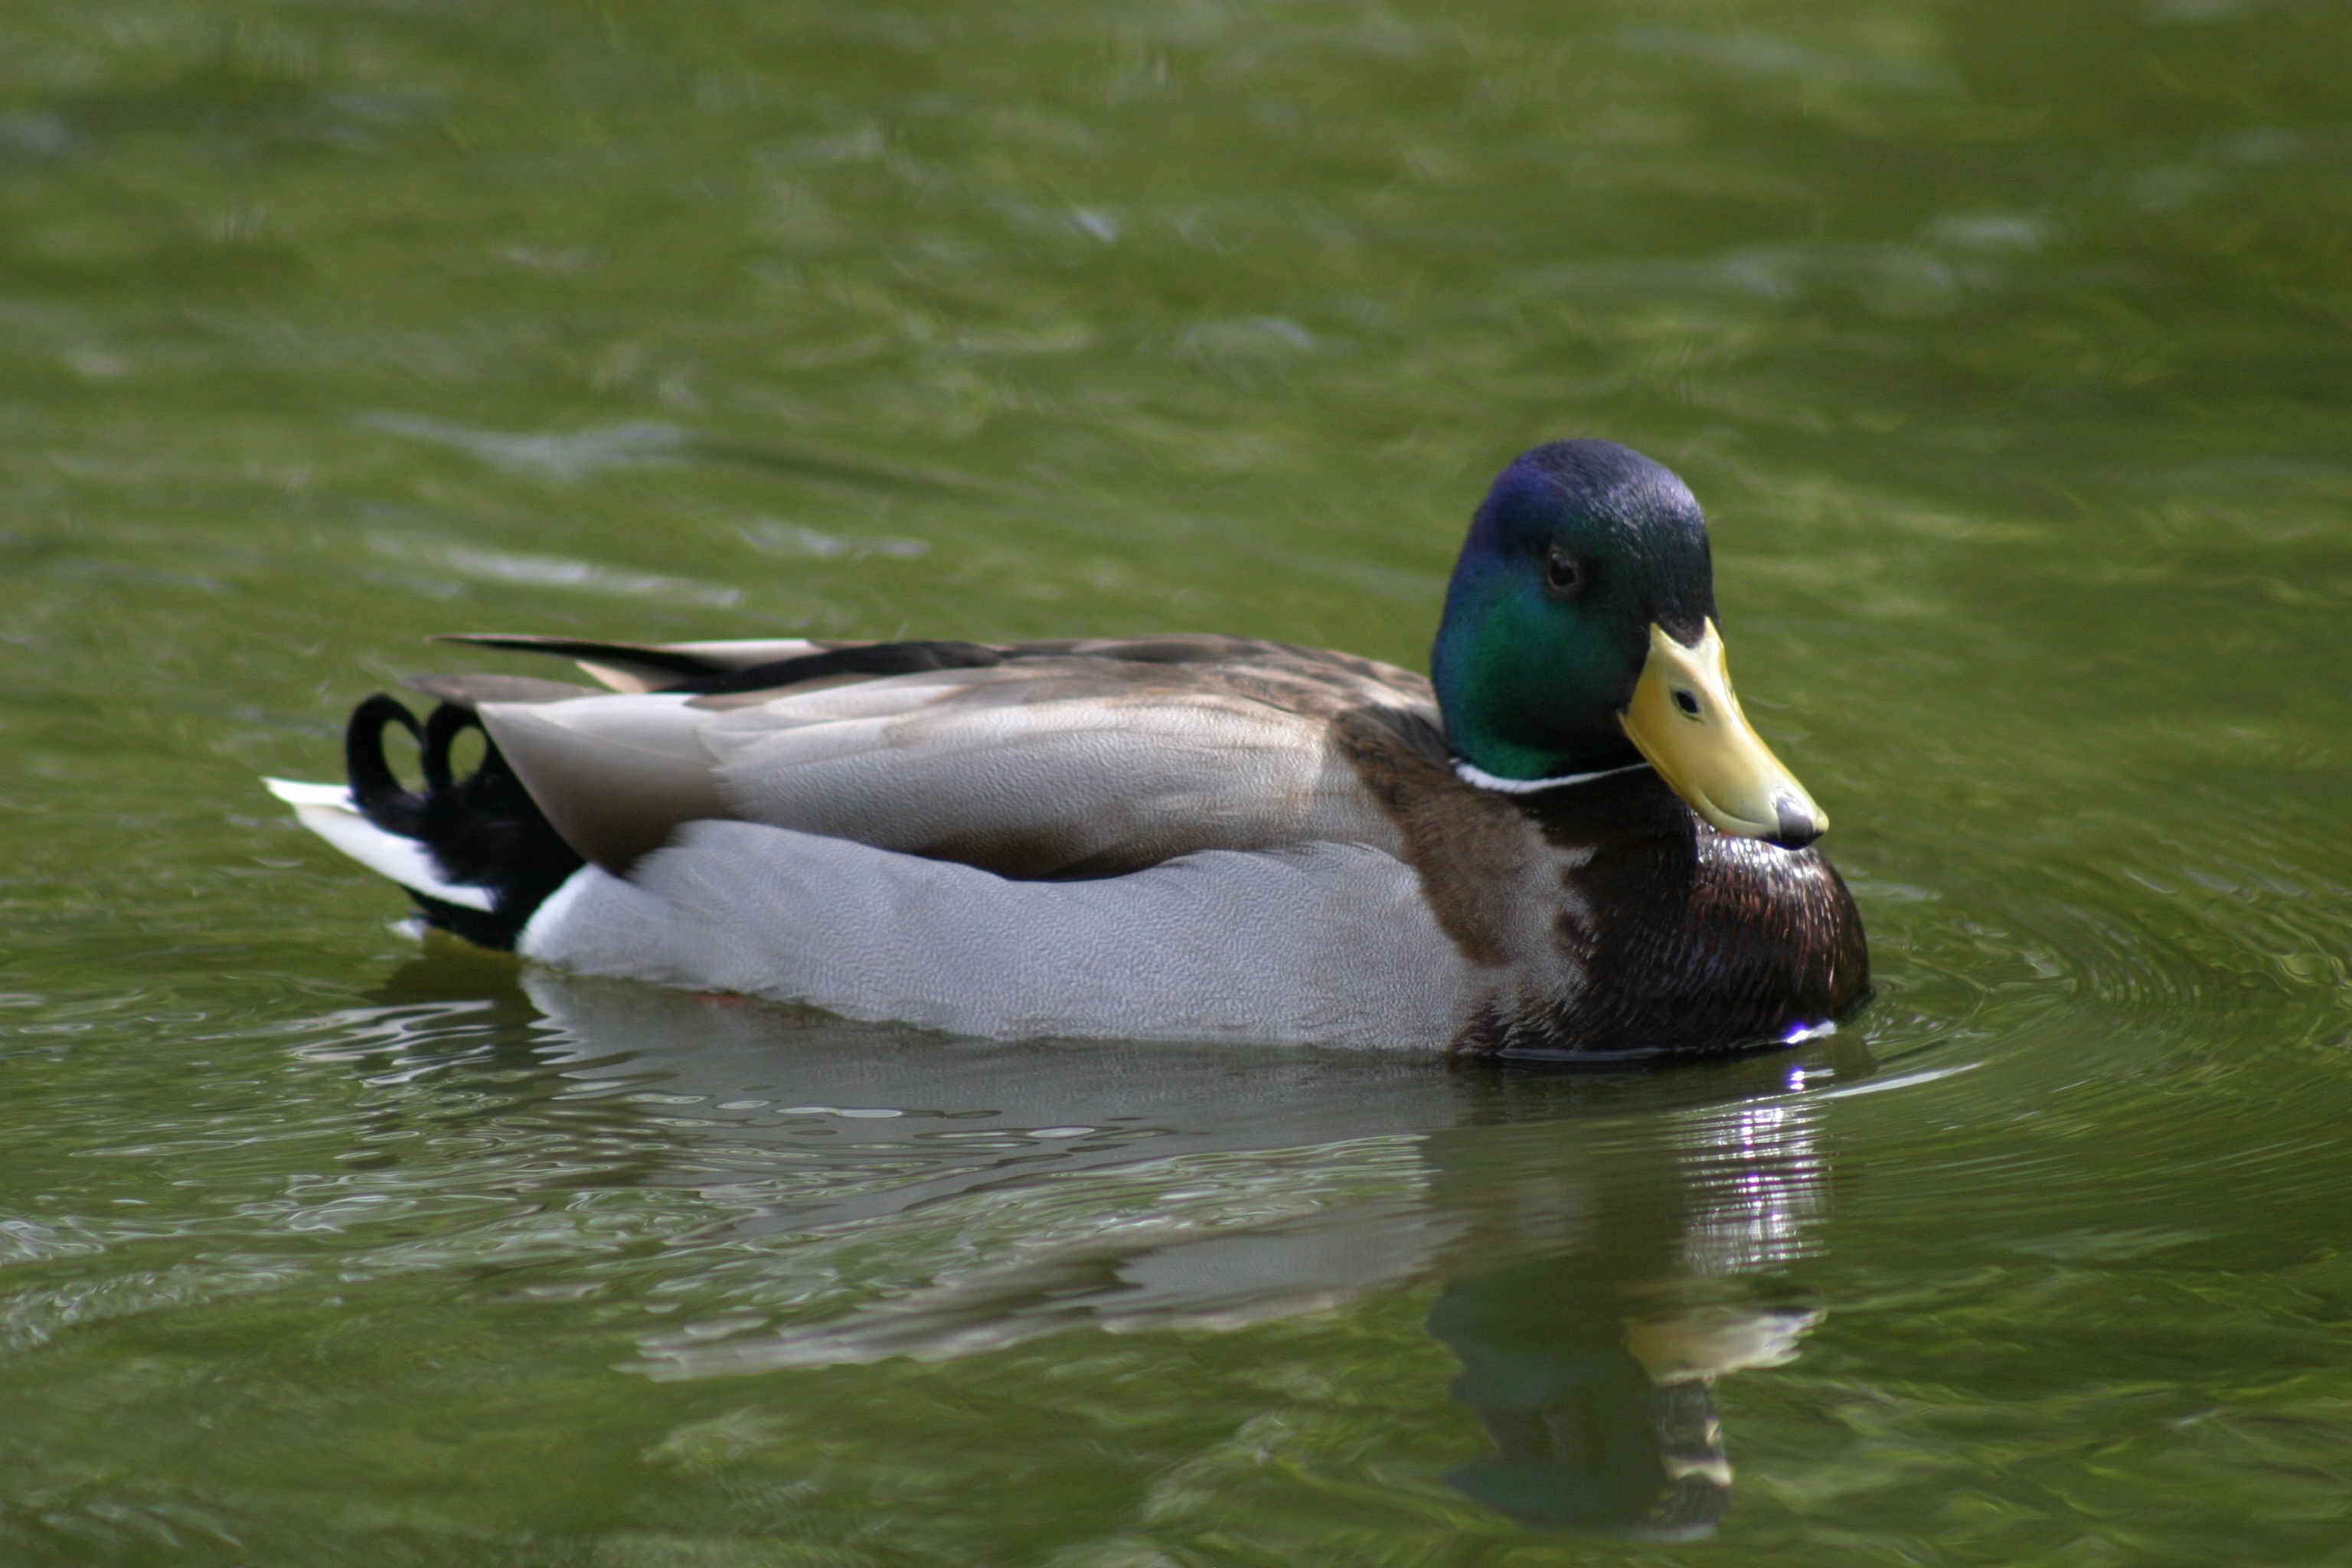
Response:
[1674,689,1703,717]
[1544,548,1582,593]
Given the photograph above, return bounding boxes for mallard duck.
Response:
[269,439,1867,1059]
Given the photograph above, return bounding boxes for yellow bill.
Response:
[1619,620,1827,849]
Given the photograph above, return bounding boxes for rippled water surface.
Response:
[5,0,2352,1560]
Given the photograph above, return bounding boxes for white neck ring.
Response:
[1452,758,1651,795]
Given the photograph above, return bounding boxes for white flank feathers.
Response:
[518,821,1468,1048]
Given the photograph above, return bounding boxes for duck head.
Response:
[1431,441,1828,850]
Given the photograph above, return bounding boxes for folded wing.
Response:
[456,635,1437,880]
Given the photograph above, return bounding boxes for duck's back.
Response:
[455,632,1439,882]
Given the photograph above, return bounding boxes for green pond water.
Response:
[5,0,2352,1560]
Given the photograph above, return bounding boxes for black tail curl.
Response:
[345,694,583,950]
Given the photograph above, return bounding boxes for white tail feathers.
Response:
[263,778,496,912]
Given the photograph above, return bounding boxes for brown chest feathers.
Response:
[1334,708,1869,1061]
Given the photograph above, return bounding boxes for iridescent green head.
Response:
[1432,440,1827,847]
[1432,441,1714,779]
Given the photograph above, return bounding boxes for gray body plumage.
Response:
[519,822,1470,1047]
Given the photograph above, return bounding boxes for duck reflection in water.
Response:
[1421,1091,1826,1537]
[352,959,1859,1539]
